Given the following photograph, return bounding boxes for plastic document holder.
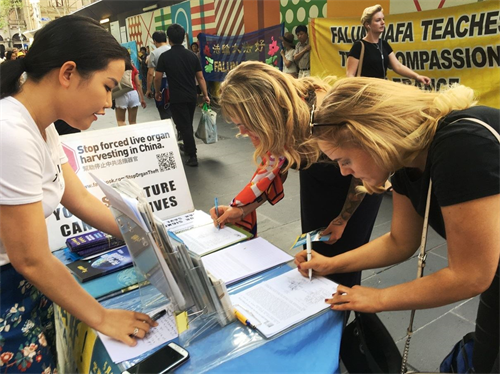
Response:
[95,176,234,346]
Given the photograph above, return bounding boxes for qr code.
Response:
[156,152,176,171]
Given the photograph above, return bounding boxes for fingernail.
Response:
[297,265,301,270]
[324,298,329,302]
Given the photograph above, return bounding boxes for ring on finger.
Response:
[133,327,139,337]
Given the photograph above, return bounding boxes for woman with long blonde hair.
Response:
[211,61,383,289]
[297,77,499,372]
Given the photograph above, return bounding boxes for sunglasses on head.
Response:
[309,104,342,136]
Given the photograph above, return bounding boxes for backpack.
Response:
[440,332,475,373]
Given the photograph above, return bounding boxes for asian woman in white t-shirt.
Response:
[0,16,157,373]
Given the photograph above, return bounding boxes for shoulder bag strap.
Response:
[400,116,500,374]
[357,41,365,77]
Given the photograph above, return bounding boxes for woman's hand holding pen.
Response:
[209,205,245,228]
[294,249,335,278]
[94,309,158,347]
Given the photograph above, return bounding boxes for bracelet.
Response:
[238,207,245,219]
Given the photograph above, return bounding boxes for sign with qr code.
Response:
[47,120,194,250]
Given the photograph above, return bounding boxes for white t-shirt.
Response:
[283,48,298,75]
[0,97,68,266]
[148,44,171,78]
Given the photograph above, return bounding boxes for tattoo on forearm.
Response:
[338,178,365,222]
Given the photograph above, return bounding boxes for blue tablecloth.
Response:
[55,252,343,374]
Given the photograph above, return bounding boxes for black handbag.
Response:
[341,312,402,373]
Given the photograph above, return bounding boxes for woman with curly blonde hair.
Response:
[297,77,499,373]
[211,61,383,289]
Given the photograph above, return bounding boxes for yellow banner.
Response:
[311,1,500,108]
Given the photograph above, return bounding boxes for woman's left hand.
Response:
[141,99,147,108]
[321,216,347,245]
[325,284,383,313]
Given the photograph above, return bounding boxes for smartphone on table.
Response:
[122,342,189,374]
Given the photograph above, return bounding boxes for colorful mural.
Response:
[215,0,245,36]
[280,0,327,34]
[191,0,216,40]
[172,0,194,43]
[123,0,481,55]
[154,7,172,31]
[243,0,280,33]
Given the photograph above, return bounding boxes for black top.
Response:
[391,106,500,238]
[156,45,202,103]
[348,39,393,79]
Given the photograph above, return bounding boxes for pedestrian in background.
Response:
[294,25,311,78]
[154,23,210,167]
[138,46,148,94]
[280,32,298,78]
[115,47,146,126]
[346,4,431,84]
[146,31,171,120]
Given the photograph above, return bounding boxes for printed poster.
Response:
[47,120,194,250]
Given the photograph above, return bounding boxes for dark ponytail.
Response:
[0,15,125,99]
[0,59,26,99]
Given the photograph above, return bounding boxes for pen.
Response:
[150,309,167,321]
[234,309,256,329]
[96,283,140,302]
[306,233,312,281]
[214,197,220,230]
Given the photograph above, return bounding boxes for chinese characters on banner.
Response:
[198,23,284,82]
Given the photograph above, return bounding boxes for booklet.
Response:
[291,228,331,249]
[66,245,133,282]
[230,270,338,338]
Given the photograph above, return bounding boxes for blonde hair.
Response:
[361,4,383,31]
[312,77,477,193]
[219,61,332,171]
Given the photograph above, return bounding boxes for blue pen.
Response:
[214,197,220,230]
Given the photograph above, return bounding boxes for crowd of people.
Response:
[0,3,498,373]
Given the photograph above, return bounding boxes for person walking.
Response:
[146,31,171,120]
[154,24,210,167]
[138,46,148,94]
[115,48,146,126]
[346,4,431,83]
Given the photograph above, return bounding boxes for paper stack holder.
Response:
[96,177,234,346]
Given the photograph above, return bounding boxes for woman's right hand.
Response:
[209,205,244,228]
[294,249,335,277]
[95,309,158,347]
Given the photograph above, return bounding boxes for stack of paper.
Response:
[174,223,252,256]
[202,237,293,285]
[230,270,338,338]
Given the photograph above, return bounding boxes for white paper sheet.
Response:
[202,237,293,285]
[98,306,178,363]
[90,173,149,232]
[175,224,249,256]
[163,210,213,233]
[230,270,338,338]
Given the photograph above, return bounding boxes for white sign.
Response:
[47,120,194,250]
